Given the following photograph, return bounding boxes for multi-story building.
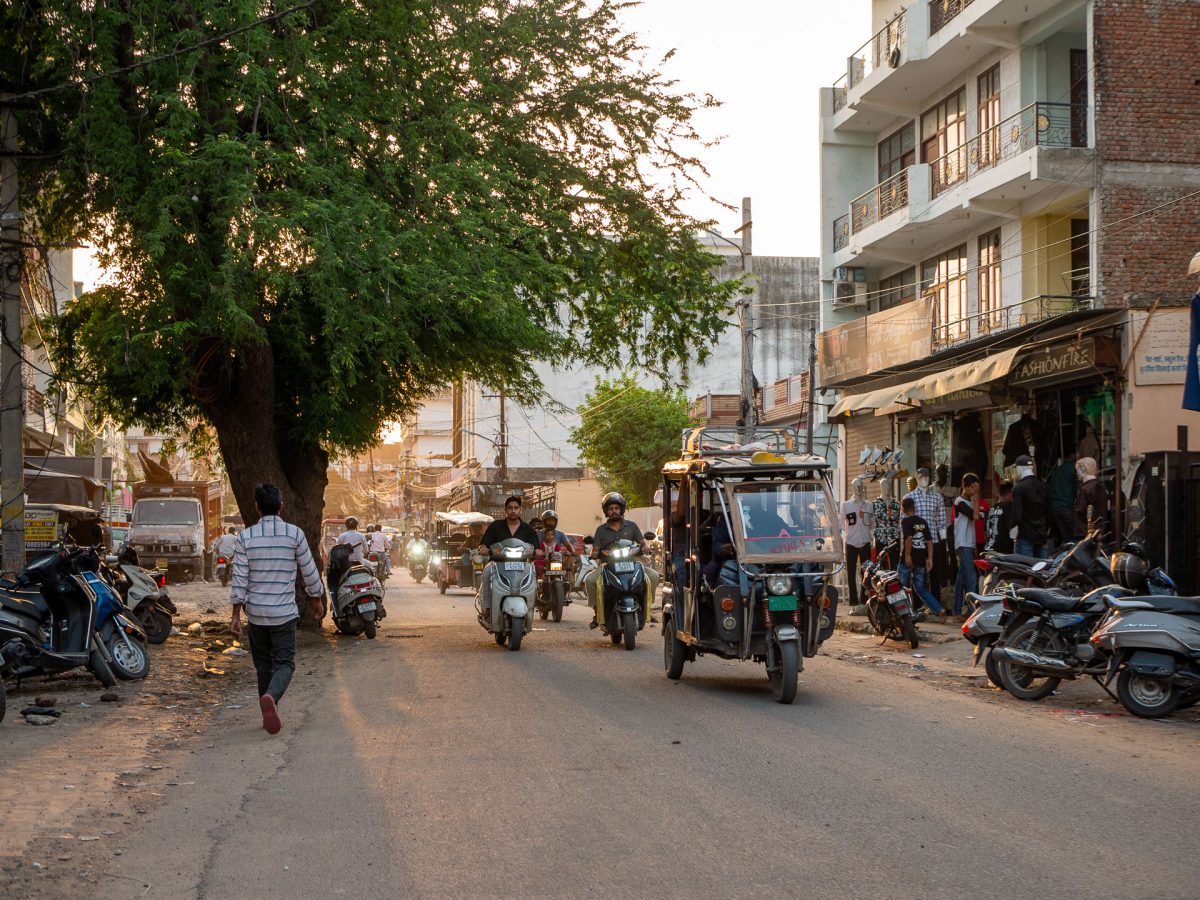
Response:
[817,0,1200,580]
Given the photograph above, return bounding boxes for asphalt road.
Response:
[99,574,1200,900]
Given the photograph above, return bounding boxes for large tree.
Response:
[6,0,736,611]
[571,374,691,506]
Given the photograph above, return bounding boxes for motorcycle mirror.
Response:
[104,555,118,566]
[1032,561,1047,571]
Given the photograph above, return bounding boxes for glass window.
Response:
[729,482,835,555]
[977,65,1002,168]
[978,229,1002,330]
[878,124,916,182]
[922,244,969,344]
[878,268,917,310]
[923,87,967,193]
[132,500,201,526]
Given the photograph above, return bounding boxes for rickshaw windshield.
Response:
[724,480,839,561]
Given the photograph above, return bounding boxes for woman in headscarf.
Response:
[1073,457,1109,539]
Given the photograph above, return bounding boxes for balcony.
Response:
[929,0,976,35]
[850,169,910,234]
[932,293,1093,352]
[828,8,923,131]
[930,102,1087,198]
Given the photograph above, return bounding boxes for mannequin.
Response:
[1076,421,1100,465]
[872,472,902,567]
[842,476,875,612]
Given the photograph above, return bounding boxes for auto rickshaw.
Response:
[660,427,843,704]
[431,511,494,595]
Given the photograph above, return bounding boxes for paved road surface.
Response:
[100,575,1200,899]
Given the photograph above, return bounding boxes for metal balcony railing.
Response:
[831,11,906,111]
[833,214,850,252]
[931,293,1093,352]
[850,168,909,234]
[930,102,1089,198]
[930,0,977,35]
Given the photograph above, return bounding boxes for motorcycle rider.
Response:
[366,524,391,576]
[584,492,658,629]
[335,516,369,564]
[213,526,238,579]
[477,495,543,618]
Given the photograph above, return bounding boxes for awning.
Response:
[830,346,1024,420]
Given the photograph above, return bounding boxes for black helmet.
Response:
[542,509,559,525]
[345,516,359,530]
[600,492,626,515]
[1109,552,1148,591]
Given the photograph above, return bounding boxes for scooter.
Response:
[961,591,1005,687]
[112,544,177,644]
[91,565,151,680]
[0,545,117,688]
[1092,593,1200,718]
[596,537,650,651]
[858,557,919,649]
[477,539,536,651]
[328,544,385,639]
[215,555,230,586]
[535,550,571,623]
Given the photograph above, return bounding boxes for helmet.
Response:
[542,509,559,525]
[1109,552,1148,591]
[600,492,627,515]
[345,516,359,530]
[367,523,377,533]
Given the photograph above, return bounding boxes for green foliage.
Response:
[15,0,738,460]
[571,374,691,506]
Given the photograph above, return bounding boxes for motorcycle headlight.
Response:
[504,547,524,559]
[767,575,793,596]
[610,547,629,559]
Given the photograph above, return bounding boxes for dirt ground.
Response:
[0,581,334,898]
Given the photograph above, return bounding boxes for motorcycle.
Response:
[1092,593,1200,719]
[91,564,151,680]
[112,544,177,644]
[215,555,230,586]
[0,545,117,689]
[535,549,571,623]
[328,544,385,639]
[858,555,919,649]
[407,540,430,584]
[961,591,1006,687]
[476,539,537,651]
[366,550,389,586]
[597,537,650,651]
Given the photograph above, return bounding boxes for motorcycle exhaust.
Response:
[990,645,1077,675]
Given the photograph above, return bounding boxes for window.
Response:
[877,268,917,310]
[922,244,968,344]
[923,88,967,194]
[978,230,1002,331]
[877,124,915,182]
[976,65,1001,169]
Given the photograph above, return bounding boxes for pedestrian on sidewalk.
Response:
[952,474,980,620]
[229,483,325,735]
[898,496,945,623]
[1011,455,1052,558]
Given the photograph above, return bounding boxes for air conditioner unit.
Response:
[833,281,870,307]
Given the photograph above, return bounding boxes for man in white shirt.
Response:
[367,524,391,575]
[841,477,875,615]
[336,516,369,564]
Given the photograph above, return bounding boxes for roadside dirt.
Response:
[0,582,333,899]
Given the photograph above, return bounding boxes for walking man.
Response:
[230,483,325,735]
[898,496,945,623]
[952,474,980,620]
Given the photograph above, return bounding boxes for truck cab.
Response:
[129,481,223,581]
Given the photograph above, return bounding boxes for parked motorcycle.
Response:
[859,555,919,649]
[328,544,385,639]
[406,539,430,584]
[90,566,150,680]
[961,592,1005,687]
[0,545,117,688]
[1092,593,1200,718]
[596,537,650,650]
[535,550,571,622]
[476,539,537,651]
[112,544,177,644]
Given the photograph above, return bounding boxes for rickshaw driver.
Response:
[584,492,659,629]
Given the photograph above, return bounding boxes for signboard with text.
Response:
[818,297,933,386]
[24,508,59,550]
[1132,309,1189,386]
[1010,339,1096,387]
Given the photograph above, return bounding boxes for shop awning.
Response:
[830,346,1025,420]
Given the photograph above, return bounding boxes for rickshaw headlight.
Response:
[767,575,793,596]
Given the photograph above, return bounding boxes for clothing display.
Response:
[1074,477,1110,538]
[841,498,874,548]
[872,496,901,558]
[984,500,1015,553]
[1002,414,1046,470]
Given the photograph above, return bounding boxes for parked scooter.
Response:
[328,543,385,639]
[0,545,117,688]
[91,564,150,680]
[961,592,1005,687]
[859,553,919,649]
[112,544,177,644]
[476,538,537,651]
[535,550,571,622]
[596,537,651,650]
[406,539,430,584]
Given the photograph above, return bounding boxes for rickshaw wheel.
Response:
[771,642,799,704]
[664,619,686,679]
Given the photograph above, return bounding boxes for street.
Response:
[1,573,1190,899]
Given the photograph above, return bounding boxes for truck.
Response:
[129,481,224,581]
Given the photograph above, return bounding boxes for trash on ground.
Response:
[100,692,120,702]
[25,714,58,726]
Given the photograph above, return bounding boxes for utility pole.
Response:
[367,448,381,523]
[497,388,508,485]
[736,197,756,430]
[805,318,817,455]
[1,99,26,572]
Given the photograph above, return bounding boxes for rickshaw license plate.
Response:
[767,596,798,612]
[155,559,169,570]
[613,562,637,573]
[358,601,376,612]
[503,562,524,571]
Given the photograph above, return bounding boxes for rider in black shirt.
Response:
[478,495,542,616]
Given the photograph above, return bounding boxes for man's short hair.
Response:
[504,495,522,507]
[999,480,1014,496]
[901,496,916,513]
[255,483,283,516]
[227,526,236,534]
[961,473,980,490]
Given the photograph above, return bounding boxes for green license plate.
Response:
[767,595,799,612]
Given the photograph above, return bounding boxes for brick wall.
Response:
[1094,0,1200,306]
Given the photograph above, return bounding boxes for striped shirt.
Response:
[903,487,947,537]
[231,515,324,626]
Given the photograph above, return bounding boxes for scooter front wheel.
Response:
[622,611,637,651]
[89,644,117,688]
[508,616,524,651]
[107,631,150,680]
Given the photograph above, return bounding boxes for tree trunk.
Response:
[203,340,329,628]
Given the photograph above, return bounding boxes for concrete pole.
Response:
[739,197,756,429]
[1,100,26,572]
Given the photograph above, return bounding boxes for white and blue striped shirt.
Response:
[231,515,324,626]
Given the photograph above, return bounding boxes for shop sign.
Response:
[1131,309,1189,385]
[819,297,934,385]
[1010,340,1095,387]
[916,388,991,415]
[24,508,59,549]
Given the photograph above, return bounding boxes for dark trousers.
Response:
[247,618,298,702]
[930,540,948,597]
[845,543,870,606]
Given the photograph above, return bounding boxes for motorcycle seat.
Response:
[0,584,50,618]
[984,553,1046,567]
[1118,595,1200,617]
[1015,587,1084,612]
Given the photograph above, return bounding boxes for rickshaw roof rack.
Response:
[676,426,829,466]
